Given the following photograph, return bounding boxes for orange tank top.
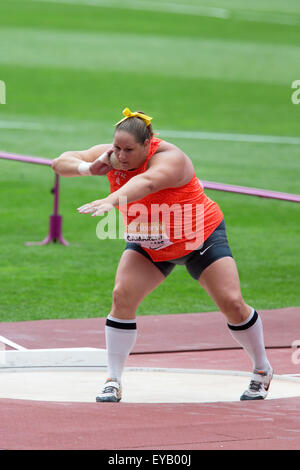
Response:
[107,137,223,261]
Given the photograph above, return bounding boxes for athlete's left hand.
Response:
[77,199,114,217]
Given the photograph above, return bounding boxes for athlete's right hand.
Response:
[89,149,114,176]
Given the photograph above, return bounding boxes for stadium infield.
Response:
[0,307,299,450]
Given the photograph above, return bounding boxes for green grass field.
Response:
[0,0,299,322]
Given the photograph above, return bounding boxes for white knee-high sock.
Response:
[105,314,137,384]
[227,308,271,371]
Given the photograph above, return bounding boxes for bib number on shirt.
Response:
[124,221,173,251]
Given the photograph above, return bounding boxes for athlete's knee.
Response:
[219,293,248,322]
[113,283,129,306]
[111,282,139,315]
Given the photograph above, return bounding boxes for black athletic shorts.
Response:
[124,218,233,280]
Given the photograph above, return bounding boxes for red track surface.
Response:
[0,307,299,450]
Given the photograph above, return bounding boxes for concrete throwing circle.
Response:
[0,368,299,403]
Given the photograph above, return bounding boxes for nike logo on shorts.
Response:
[199,244,214,255]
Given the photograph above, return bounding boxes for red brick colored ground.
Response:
[0,307,299,450]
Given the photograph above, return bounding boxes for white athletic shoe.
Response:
[240,367,274,401]
[96,378,122,403]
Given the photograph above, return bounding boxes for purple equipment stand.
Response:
[0,151,69,246]
[26,173,69,246]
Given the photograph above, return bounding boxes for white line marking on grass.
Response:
[0,121,47,130]
[235,10,300,26]
[1,120,300,145]
[0,121,73,132]
[30,0,300,25]
[31,0,229,19]
[159,129,300,145]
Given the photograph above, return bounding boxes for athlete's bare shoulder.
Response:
[153,139,192,166]
[149,139,194,186]
[154,139,182,156]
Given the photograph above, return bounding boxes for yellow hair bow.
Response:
[115,107,153,127]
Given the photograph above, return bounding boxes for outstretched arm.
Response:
[107,151,186,205]
[78,149,193,216]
